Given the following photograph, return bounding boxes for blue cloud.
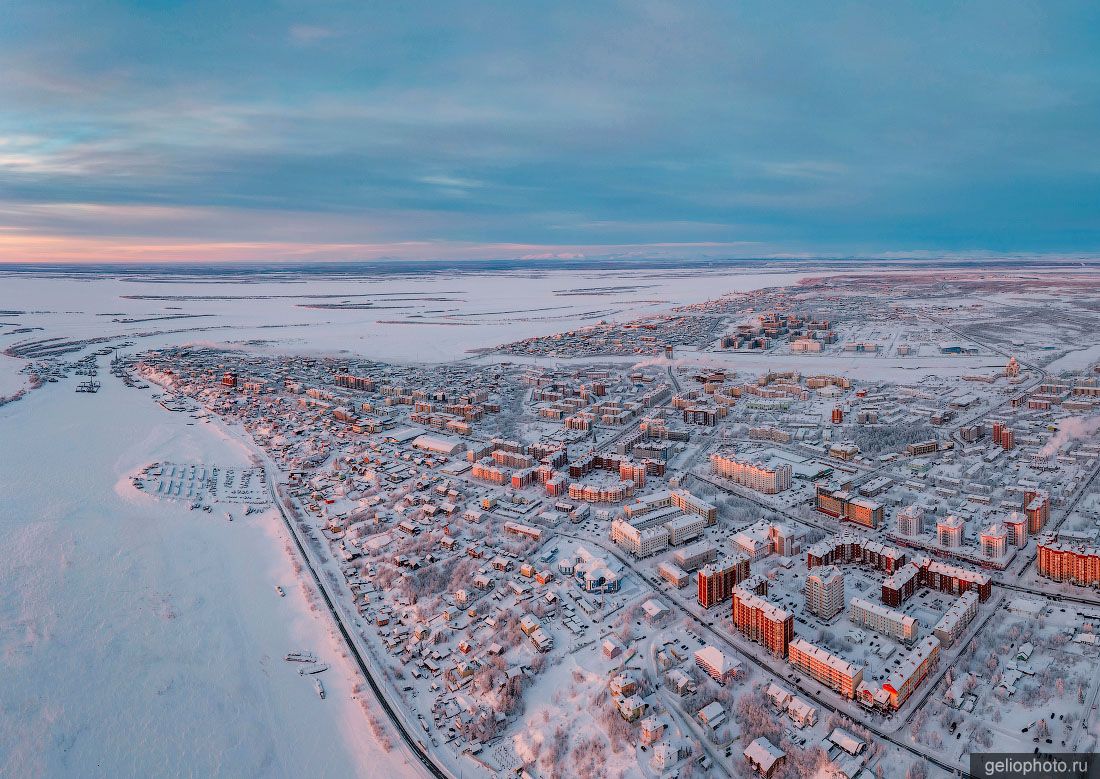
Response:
[1,0,1099,261]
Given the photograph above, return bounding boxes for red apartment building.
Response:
[1024,489,1050,534]
[731,587,794,657]
[1037,534,1100,585]
[697,557,751,608]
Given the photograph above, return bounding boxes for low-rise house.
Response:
[642,598,669,622]
[665,667,697,697]
[697,701,727,732]
[639,715,666,746]
[745,736,786,777]
[650,739,692,772]
[520,614,541,636]
[609,673,637,698]
[827,727,866,756]
[765,682,793,711]
[530,628,553,653]
[787,696,818,728]
[617,694,647,722]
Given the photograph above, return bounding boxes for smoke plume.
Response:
[1038,414,1100,458]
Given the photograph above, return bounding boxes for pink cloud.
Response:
[0,233,766,264]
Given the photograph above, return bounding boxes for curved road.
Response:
[266,478,451,779]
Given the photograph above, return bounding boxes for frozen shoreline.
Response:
[0,368,417,777]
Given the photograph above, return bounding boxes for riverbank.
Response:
[0,367,413,777]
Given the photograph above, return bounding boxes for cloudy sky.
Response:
[1,1,1098,263]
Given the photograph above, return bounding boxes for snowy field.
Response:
[0,267,805,363]
[0,353,28,397]
[1045,343,1100,374]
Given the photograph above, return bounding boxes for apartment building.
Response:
[896,504,924,537]
[880,636,940,709]
[805,566,845,619]
[937,515,964,548]
[503,521,543,542]
[665,513,706,546]
[1024,489,1050,534]
[1037,533,1100,586]
[695,645,741,685]
[788,638,864,699]
[905,440,939,456]
[807,534,907,574]
[849,598,918,644]
[658,561,690,588]
[625,488,718,526]
[815,484,884,528]
[732,586,794,656]
[670,489,719,525]
[698,557,751,608]
[610,518,669,558]
[932,591,979,646]
[921,558,992,602]
[980,523,1008,558]
[1005,511,1028,547]
[711,451,793,494]
[333,374,375,391]
[882,562,921,607]
[672,541,717,572]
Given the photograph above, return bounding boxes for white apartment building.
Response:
[711,452,792,494]
[896,504,924,537]
[733,521,773,560]
[937,515,964,548]
[932,591,979,646]
[805,566,845,619]
[672,540,717,571]
[665,513,706,545]
[980,523,1008,558]
[610,518,669,558]
[849,597,918,644]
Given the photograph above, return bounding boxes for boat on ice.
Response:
[275,585,286,597]
[285,651,316,663]
[300,663,329,676]
[314,679,325,699]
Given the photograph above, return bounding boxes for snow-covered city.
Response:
[3,263,1100,778]
[4,3,1100,777]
